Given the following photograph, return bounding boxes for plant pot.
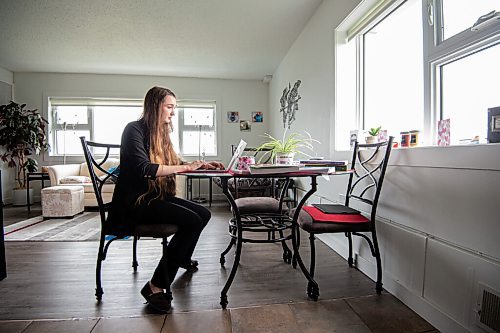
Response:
[275,152,295,165]
[365,136,378,144]
[12,188,33,206]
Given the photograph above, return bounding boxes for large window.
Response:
[335,0,500,150]
[48,98,217,157]
[363,0,423,139]
[440,44,500,144]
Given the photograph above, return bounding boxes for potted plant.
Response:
[365,126,381,144]
[0,101,49,205]
[256,130,319,165]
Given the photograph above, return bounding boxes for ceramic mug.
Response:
[237,156,255,171]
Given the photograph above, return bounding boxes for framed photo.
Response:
[488,106,500,143]
[349,130,360,148]
[437,118,450,146]
[378,129,388,142]
[227,111,239,123]
[240,120,251,132]
[252,111,263,122]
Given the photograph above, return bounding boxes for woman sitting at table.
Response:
[108,86,224,313]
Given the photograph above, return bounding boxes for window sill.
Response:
[335,142,500,171]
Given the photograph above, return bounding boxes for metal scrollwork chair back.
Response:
[295,136,394,300]
[80,137,178,301]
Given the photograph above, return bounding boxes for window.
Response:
[335,0,500,150]
[175,101,217,157]
[439,0,499,41]
[48,98,217,157]
[440,44,500,144]
[363,0,423,139]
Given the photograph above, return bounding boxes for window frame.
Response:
[334,0,500,150]
[174,100,218,157]
[47,96,219,159]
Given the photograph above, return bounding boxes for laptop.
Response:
[179,139,247,174]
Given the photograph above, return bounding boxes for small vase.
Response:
[275,152,295,165]
[365,136,377,144]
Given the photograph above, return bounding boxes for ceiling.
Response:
[0,0,323,80]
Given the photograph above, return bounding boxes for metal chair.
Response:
[219,145,296,267]
[80,137,178,301]
[294,137,394,300]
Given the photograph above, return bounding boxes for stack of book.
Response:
[249,164,300,175]
[299,159,348,172]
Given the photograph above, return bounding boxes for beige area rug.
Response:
[4,212,102,241]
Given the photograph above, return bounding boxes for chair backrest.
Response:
[346,136,394,221]
[80,137,120,222]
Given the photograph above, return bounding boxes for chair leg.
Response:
[161,237,171,288]
[132,236,139,272]
[95,232,106,301]
[307,233,319,301]
[371,231,383,294]
[278,230,292,264]
[346,232,354,267]
[162,237,169,257]
[220,224,236,266]
[292,227,301,269]
[308,233,316,279]
[220,238,236,266]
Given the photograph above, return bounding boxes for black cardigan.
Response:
[107,120,159,233]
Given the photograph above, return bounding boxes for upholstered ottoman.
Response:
[41,185,85,218]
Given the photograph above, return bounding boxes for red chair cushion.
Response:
[303,206,369,223]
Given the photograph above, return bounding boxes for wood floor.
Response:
[0,204,437,332]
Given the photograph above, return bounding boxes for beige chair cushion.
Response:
[235,197,289,215]
[59,175,91,184]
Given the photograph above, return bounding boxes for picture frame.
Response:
[227,111,239,123]
[488,106,500,143]
[252,111,263,122]
[349,130,360,148]
[437,118,450,146]
[240,120,251,132]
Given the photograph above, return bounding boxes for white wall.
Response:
[270,1,500,333]
[9,73,269,202]
[0,67,13,85]
[0,66,14,203]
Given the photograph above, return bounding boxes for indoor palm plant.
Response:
[0,101,49,204]
[256,130,319,165]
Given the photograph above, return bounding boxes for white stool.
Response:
[41,185,85,218]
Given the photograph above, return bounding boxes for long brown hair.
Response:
[139,86,179,202]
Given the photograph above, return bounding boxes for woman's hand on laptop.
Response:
[201,161,225,170]
[186,160,204,171]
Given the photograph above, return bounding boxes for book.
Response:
[249,164,300,175]
[334,165,348,172]
[299,160,348,166]
[299,166,332,173]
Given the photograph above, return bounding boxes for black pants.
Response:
[142,196,211,290]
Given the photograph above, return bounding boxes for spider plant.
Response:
[256,130,319,163]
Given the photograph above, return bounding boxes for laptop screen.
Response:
[226,139,247,171]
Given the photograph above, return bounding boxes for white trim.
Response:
[346,0,401,41]
[318,222,475,333]
[0,67,13,85]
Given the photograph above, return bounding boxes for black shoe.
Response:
[179,259,199,273]
[140,282,172,313]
